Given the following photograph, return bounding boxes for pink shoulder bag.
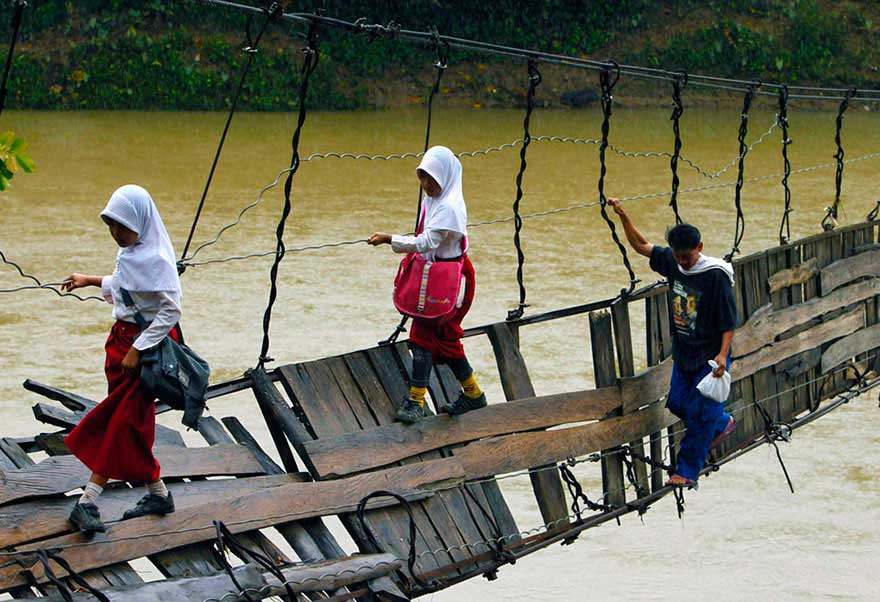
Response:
[392,216,466,319]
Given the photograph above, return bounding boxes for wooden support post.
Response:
[248,367,303,473]
[589,310,626,508]
[645,292,672,492]
[487,323,569,530]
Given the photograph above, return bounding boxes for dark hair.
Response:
[666,223,701,251]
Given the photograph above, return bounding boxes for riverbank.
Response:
[3,1,879,111]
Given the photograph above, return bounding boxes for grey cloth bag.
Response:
[120,288,210,429]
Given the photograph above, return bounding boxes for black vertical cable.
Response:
[823,87,856,231]
[179,3,282,270]
[596,62,639,295]
[778,85,793,245]
[724,83,757,263]
[381,30,449,346]
[507,60,541,320]
[668,72,686,225]
[257,20,319,368]
[0,0,25,118]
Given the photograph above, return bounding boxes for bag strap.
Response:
[119,288,150,331]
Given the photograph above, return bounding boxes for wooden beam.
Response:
[0,458,464,589]
[452,403,676,480]
[821,323,880,373]
[767,257,818,294]
[619,357,672,414]
[302,385,621,478]
[0,444,266,506]
[732,306,865,380]
[30,404,185,448]
[820,248,880,294]
[733,279,880,358]
[590,310,626,508]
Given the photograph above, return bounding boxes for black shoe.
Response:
[123,491,175,520]
[444,392,487,415]
[68,503,106,535]
[395,397,429,424]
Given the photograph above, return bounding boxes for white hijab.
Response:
[416,146,468,242]
[101,185,182,294]
[679,253,735,286]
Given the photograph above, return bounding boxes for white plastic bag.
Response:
[696,360,731,403]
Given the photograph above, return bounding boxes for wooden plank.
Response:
[30,404,185,448]
[645,293,672,493]
[732,306,865,380]
[590,310,626,508]
[452,404,676,480]
[302,385,621,478]
[767,257,818,294]
[248,368,301,473]
[486,322,570,529]
[733,279,880,357]
[820,248,880,294]
[0,459,464,588]
[821,323,880,373]
[0,444,266,506]
[775,348,822,379]
[619,358,672,414]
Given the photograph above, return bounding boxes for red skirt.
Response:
[65,320,177,483]
[409,254,475,360]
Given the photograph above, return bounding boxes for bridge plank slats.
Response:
[820,322,880,374]
[820,248,880,295]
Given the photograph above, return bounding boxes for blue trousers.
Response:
[666,360,731,481]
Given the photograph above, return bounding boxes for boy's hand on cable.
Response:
[62,273,90,291]
[367,232,392,246]
[607,197,625,217]
[122,347,141,376]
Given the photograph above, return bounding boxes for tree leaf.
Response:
[16,154,34,173]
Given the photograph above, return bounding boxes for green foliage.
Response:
[0,131,35,190]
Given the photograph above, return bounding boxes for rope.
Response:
[778,85,793,244]
[0,0,25,118]
[507,60,541,320]
[256,19,319,368]
[178,2,283,272]
[725,82,758,262]
[33,549,111,602]
[379,29,449,347]
[211,520,296,602]
[356,490,430,589]
[668,72,686,224]
[823,87,857,231]
[596,61,639,295]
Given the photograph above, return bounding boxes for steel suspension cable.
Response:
[778,85,793,245]
[179,3,282,271]
[724,83,757,262]
[381,30,450,346]
[668,72,686,225]
[257,20,319,368]
[822,87,856,231]
[596,62,639,295]
[507,60,541,320]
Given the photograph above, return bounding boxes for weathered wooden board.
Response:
[486,322,570,530]
[732,306,865,380]
[821,323,880,373]
[0,458,464,588]
[302,385,621,478]
[733,279,880,357]
[820,248,880,294]
[619,357,672,414]
[0,444,266,506]
[452,403,676,480]
[31,404,185,448]
[0,475,303,549]
[767,257,818,293]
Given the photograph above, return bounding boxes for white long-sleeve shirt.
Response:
[391,229,465,259]
[102,273,182,351]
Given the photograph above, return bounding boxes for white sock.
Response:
[78,482,103,505]
[147,479,168,498]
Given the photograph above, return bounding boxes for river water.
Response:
[1,105,878,600]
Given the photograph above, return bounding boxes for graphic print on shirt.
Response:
[671,279,701,337]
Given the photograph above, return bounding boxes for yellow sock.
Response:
[408,386,427,407]
[460,374,483,399]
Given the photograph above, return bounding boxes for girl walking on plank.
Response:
[62,185,181,534]
[368,146,487,424]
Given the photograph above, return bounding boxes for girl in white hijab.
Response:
[61,185,182,535]
[369,146,486,423]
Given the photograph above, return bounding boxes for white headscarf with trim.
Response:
[416,146,468,244]
[101,185,181,294]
